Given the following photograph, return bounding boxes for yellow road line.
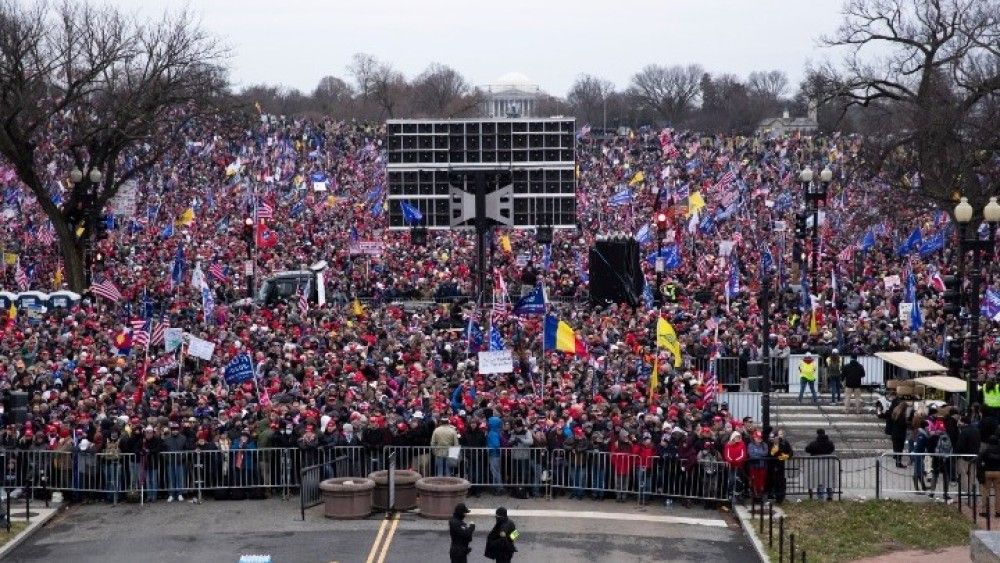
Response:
[364,516,391,563]
[375,514,401,563]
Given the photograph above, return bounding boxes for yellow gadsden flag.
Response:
[686,191,706,218]
[628,171,645,186]
[649,355,659,405]
[351,298,365,317]
[656,317,683,368]
[53,266,63,288]
[499,234,512,254]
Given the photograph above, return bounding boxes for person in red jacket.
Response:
[635,433,657,505]
[610,430,637,502]
[723,431,748,500]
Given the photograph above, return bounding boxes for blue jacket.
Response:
[486,416,502,455]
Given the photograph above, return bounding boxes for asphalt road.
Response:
[5,498,757,563]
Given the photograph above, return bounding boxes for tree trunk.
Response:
[52,218,87,293]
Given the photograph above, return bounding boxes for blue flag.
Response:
[513,284,546,316]
[634,224,652,244]
[489,324,505,351]
[726,257,740,300]
[400,201,423,224]
[171,244,185,286]
[466,320,484,353]
[761,249,774,275]
[160,223,174,239]
[224,353,255,384]
[646,247,681,270]
[906,269,922,331]
[642,279,655,309]
[215,216,230,235]
[982,288,1000,321]
[290,201,305,218]
[918,231,945,256]
[608,188,632,206]
[202,284,215,322]
[897,226,922,256]
[860,231,876,252]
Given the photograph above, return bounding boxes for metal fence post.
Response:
[778,516,785,563]
[874,457,881,500]
[789,532,795,562]
[768,503,774,548]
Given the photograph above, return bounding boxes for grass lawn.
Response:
[0,521,28,546]
[765,500,973,563]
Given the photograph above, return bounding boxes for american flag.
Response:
[255,201,274,219]
[36,223,55,246]
[130,318,151,347]
[704,342,721,405]
[150,314,169,346]
[14,262,29,290]
[90,280,123,302]
[208,262,227,282]
[712,171,736,191]
[837,244,856,262]
[298,286,309,316]
[492,271,510,318]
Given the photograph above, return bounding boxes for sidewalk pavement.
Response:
[0,499,64,560]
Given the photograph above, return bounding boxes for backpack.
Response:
[936,433,953,455]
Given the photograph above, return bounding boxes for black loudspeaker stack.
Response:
[588,237,643,307]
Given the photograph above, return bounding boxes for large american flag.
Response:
[150,314,169,346]
[298,287,309,316]
[130,318,151,347]
[255,201,274,219]
[704,356,719,405]
[90,280,123,302]
[36,223,55,246]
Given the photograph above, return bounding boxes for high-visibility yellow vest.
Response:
[799,361,817,382]
[985,387,1000,408]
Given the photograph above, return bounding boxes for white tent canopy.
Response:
[874,351,948,373]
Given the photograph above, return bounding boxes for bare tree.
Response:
[747,70,789,101]
[411,62,477,117]
[626,64,703,124]
[347,52,408,119]
[0,0,227,291]
[566,74,618,129]
[312,75,353,117]
[819,0,1000,212]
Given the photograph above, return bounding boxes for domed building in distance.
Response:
[481,72,543,118]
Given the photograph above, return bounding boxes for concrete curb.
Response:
[735,504,770,563]
[0,502,65,560]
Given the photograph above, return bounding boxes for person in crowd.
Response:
[797,353,818,404]
[956,415,982,493]
[841,355,865,415]
[767,429,792,504]
[723,431,747,499]
[163,422,190,502]
[979,436,1000,518]
[746,431,769,502]
[910,420,931,493]
[805,428,836,500]
[610,430,636,502]
[697,440,723,509]
[449,502,475,563]
[432,416,460,477]
[484,506,519,563]
[826,349,843,405]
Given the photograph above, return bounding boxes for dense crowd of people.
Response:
[1,115,998,506]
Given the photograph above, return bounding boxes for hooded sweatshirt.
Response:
[486,416,502,456]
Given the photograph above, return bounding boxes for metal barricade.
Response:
[299,464,323,521]
[384,446,548,496]
[783,456,842,499]
[876,452,978,499]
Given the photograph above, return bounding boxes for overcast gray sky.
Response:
[103,0,848,96]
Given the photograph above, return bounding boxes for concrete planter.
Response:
[319,477,375,519]
[370,469,421,511]
[415,476,470,519]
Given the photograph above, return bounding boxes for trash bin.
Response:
[320,477,375,519]
[416,476,470,519]
[370,469,421,511]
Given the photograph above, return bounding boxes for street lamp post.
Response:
[953,196,1000,406]
[760,221,774,438]
[70,167,103,286]
[799,167,833,294]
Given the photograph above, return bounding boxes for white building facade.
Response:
[482,72,544,118]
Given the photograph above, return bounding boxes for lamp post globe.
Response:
[799,168,814,184]
[70,168,83,184]
[819,167,833,183]
[88,168,102,184]
[954,197,973,224]
[984,196,1000,224]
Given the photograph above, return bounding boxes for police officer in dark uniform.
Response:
[485,506,519,562]
[449,502,475,563]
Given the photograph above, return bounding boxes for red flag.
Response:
[256,222,278,248]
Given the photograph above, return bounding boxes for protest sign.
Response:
[478,350,513,374]
[186,335,215,360]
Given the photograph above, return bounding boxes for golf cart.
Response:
[871,351,958,417]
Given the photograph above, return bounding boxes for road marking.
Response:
[465,508,728,528]
[364,516,391,563]
[375,514,401,563]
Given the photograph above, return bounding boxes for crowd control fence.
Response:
[1,446,992,511]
